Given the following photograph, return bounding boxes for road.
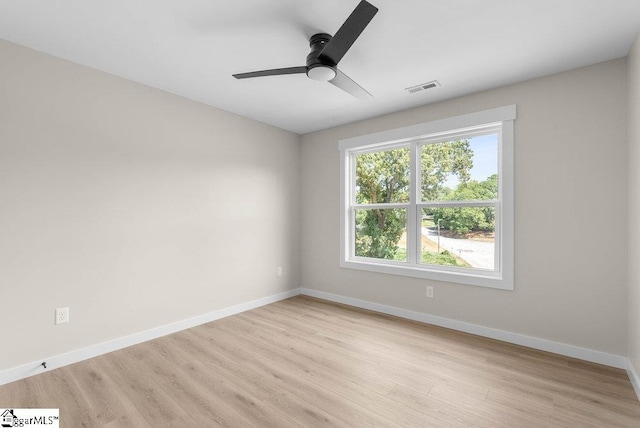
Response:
[422,227,494,269]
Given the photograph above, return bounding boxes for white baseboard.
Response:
[628,360,640,401]
[0,288,302,386]
[300,288,630,370]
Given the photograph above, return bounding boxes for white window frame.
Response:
[339,105,515,290]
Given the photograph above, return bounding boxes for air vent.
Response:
[405,80,441,94]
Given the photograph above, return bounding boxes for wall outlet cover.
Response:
[55,307,69,324]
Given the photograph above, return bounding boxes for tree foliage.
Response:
[432,174,498,235]
[354,141,473,259]
[354,147,409,259]
[355,209,406,260]
[421,141,473,200]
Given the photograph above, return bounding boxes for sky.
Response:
[443,133,498,188]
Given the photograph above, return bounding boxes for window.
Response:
[339,106,515,289]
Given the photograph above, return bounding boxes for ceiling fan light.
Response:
[307,66,336,82]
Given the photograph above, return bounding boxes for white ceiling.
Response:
[1,1,639,134]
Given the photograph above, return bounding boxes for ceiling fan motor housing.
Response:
[306,33,337,81]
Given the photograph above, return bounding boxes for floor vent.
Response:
[405,80,440,94]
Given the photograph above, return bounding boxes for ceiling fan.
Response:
[232,0,378,100]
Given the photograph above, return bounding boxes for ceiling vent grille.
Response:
[405,80,441,94]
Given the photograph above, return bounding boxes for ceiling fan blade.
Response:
[330,68,372,100]
[318,0,378,65]
[233,66,307,79]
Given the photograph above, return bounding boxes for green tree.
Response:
[355,147,409,259]
[421,141,473,200]
[355,141,473,259]
[433,174,498,235]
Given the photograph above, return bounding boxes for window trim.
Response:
[339,105,515,290]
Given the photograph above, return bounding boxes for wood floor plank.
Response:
[183,327,397,427]
[121,345,250,427]
[0,376,41,407]
[1,295,639,427]
[193,318,414,426]
[98,350,193,426]
[65,358,138,426]
[33,367,100,427]
[102,409,153,428]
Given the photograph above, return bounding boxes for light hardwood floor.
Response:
[1,295,639,427]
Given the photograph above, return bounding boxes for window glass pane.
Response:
[421,208,495,269]
[421,134,498,202]
[356,147,410,204]
[355,208,407,261]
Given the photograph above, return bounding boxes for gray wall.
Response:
[301,58,628,355]
[0,40,301,371]
[628,32,640,378]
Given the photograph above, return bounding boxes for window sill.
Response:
[340,259,513,290]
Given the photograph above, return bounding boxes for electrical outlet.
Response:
[277,266,283,276]
[426,286,434,299]
[55,307,69,325]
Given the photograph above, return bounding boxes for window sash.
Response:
[349,136,500,272]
